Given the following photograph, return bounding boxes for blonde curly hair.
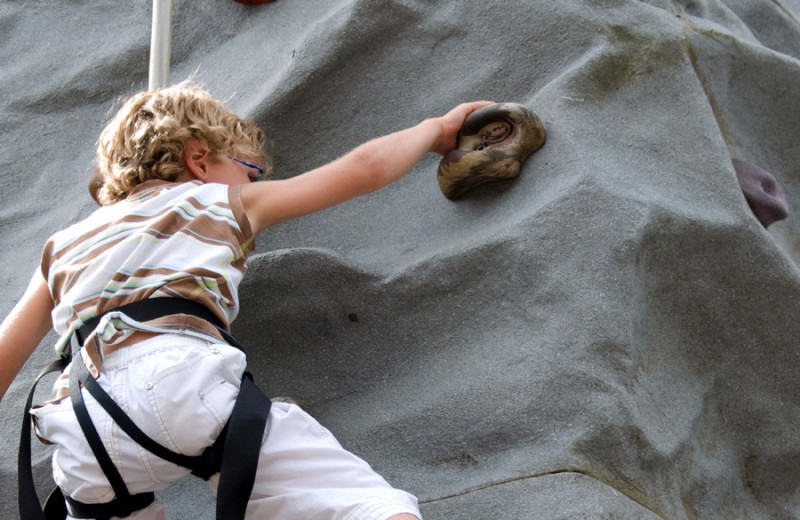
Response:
[92,82,269,205]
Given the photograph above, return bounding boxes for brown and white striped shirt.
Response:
[40,179,255,365]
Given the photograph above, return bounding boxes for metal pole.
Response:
[148,0,173,90]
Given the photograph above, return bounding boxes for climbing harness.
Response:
[18,298,271,520]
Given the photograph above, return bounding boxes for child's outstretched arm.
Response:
[241,101,493,233]
[0,270,54,402]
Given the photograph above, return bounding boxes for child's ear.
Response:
[184,140,212,181]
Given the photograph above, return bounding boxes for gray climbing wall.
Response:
[2,1,800,518]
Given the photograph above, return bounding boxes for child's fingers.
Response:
[448,100,494,122]
[431,101,495,155]
[444,101,494,132]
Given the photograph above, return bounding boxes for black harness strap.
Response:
[64,492,155,520]
[69,368,125,493]
[68,365,149,520]
[216,373,270,520]
[18,357,69,520]
[42,487,68,520]
[19,298,271,520]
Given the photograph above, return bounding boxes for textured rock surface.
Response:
[2,1,799,519]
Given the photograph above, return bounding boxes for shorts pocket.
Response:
[143,347,241,456]
[198,377,239,427]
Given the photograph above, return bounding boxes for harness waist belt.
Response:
[75,297,224,346]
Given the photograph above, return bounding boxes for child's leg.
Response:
[206,401,421,520]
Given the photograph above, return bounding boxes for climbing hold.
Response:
[732,159,789,228]
[437,102,546,200]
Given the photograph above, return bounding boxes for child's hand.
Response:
[429,101,495,156]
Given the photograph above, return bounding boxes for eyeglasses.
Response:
[228,156,264,182]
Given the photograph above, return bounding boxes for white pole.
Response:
[148,0,173,90]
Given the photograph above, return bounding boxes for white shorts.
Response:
[31,334,420,520]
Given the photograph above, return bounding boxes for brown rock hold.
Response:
[437,102,546,200]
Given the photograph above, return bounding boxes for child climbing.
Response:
[0,81,491,519]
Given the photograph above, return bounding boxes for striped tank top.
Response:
[40,180,255,356]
